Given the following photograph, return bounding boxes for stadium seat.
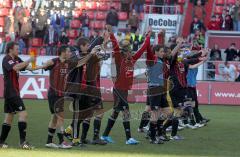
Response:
[86,1,97,10]
[111,2,121,10]
[0,8,9,17]
[118,12,128,21]
[31,38,43,47]
[0,17,4,26]
[214,6,224,14]
[98,2,110,11]
[87,11,95,20]
[70,20,81,29]
[96,12,106,20]
[145,0,154,4]
[67,29,78,39]
[226,0,236,4]
[94,21,105,29]
[72,10,81,19]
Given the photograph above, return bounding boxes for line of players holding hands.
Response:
[0,25,209,149]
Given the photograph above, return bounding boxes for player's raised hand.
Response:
[106,25,112,33]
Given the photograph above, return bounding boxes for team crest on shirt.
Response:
[8,60,14,65]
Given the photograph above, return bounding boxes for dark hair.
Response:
[76,37,90,48]
[231,43,236,46]
[5,41,18,54]
[58,45,69,56]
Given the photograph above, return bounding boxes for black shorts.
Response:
[148,86,169,110]
[186,87,198,102]
[113,88,129,112]
[169,87,187,108]
[4,96,26,113]
[48,95,64,114]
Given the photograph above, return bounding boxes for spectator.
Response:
[225,43,238,61]
[121,0,131,14]
[115,32,125,42]
[191,0,207,6]
[132,0,144,13]
[50,10,65,39]
[59,32,69,45]
[128,9,139,33]
[106,7,119,33]
[125,30,132,42]
[207,15,221,30]
[233,0,240,31]
[44,25,58,55]
[210,44,222,61]
[34,0,47,12]
[235,64,240,82]
[130,29,144,51]
[35,9,48,38]
[79,9,90,37]
[154,0,164,14]
[168,0,178,14]
[223,61,238,82]
[216,14,223,29]
[167,35,177,50]
[190,17,206,34]
[20,17,32,53]
[192,0,206,21]
[18,38,26,54]
[222,14,234,30]
[0,37,6,54]
[4,9,18,41]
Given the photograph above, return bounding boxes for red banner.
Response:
[210,82,240,105]
[1,75,240,105]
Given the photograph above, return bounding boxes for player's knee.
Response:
[18,111,27,121]
[145,106,151,112]
[150,111,158,122]
[122,110,131,122]
[4,113,14,125]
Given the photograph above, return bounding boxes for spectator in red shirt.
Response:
[207,16,221,30]
[192,0,206,21]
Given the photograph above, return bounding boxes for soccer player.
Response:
[34,46,77,149]
[186,49,209,127]
[64,37,107,146]
[100,25,151,145]
[0,42,34,149]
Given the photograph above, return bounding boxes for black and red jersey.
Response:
[110,33,150,91]
[46,58,71,97]
[2,55,24,99]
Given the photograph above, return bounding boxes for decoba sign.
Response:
[143,14,182,35]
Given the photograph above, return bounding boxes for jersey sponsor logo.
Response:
[8,60,14,65]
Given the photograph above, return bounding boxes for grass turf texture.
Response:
[0,99,239,157]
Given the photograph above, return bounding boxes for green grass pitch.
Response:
[0,99,239,157]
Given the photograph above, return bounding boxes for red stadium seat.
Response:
[86,1,97,10]
[70,20,81,29]
[98,2,110,11]
[96,12,106,20]
[0,8,9,17]
[89,22,95,29]
[214,6,224,14]
[94,21,105,29]
[87,11,95,20]
[118,12,128,21]
[67,29,78,39]
[215,0,225,5]
[226,0,236,4]
[111,2,121,10]
[145,0,153,4]
[0,17,4,26]
[178,0,185,4]
[72,10,82,19]
[31,38,43,47]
